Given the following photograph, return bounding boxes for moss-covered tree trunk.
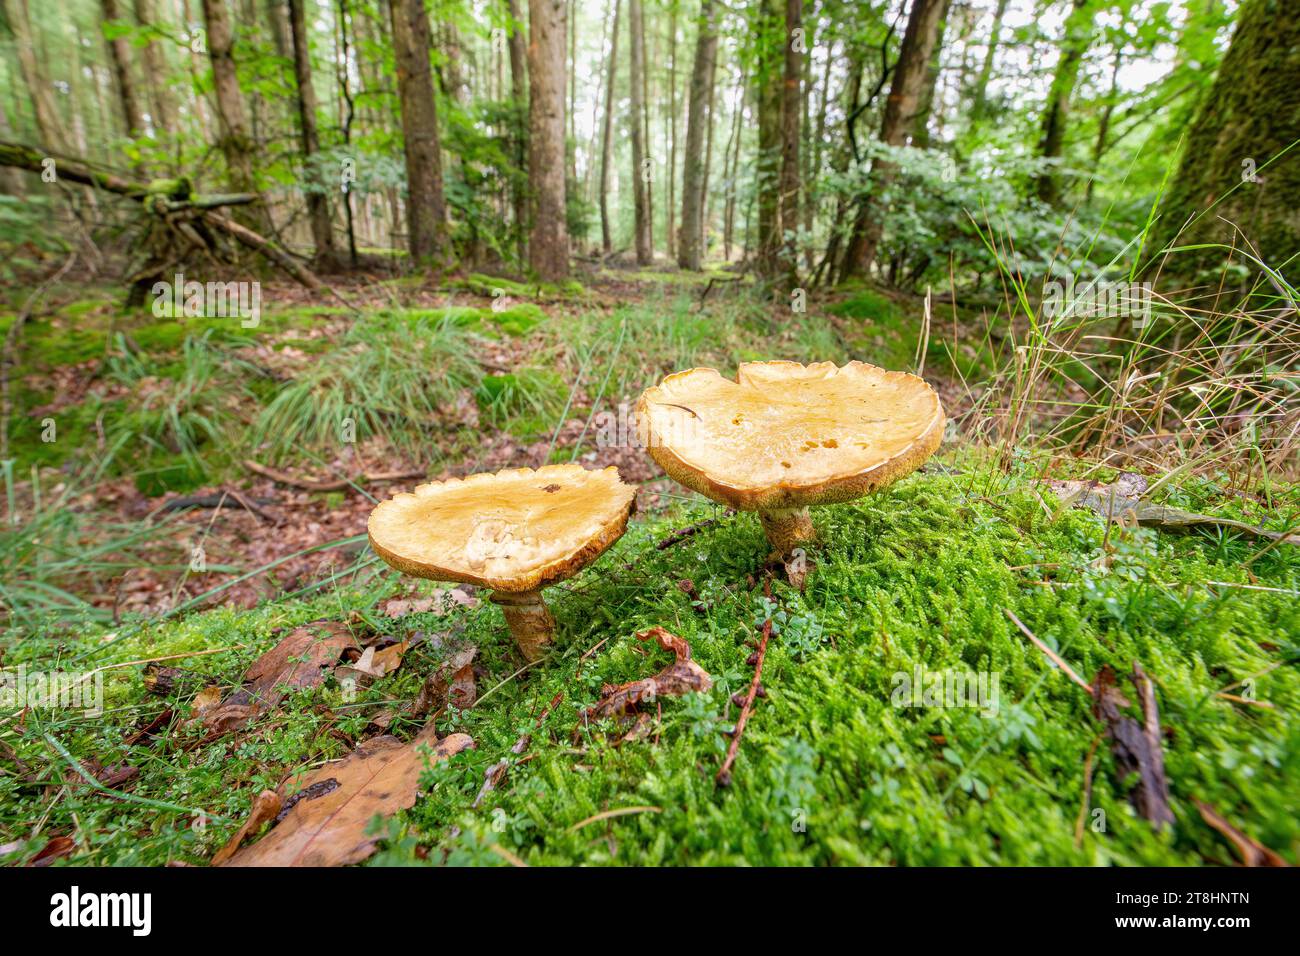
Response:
[1149,0,1300,279]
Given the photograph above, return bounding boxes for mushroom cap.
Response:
[368,464,636,592]
[636,360,944,511]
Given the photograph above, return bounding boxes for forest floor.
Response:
[1,267,1297,866]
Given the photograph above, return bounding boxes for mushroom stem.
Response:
[490,589,555,662]
[757,506,816,555]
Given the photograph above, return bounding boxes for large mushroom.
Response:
[368,464,636,661]
[636,360,943,578]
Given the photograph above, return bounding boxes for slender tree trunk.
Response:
[5,0,66,149]
[528,0,569,279]
[678,0,717,270]
[666,0,678,258]
[970,0,1008,121]
[911,0,950,147]
[599,0,621,254]
[507,0,529,261]
[840,0,946,281]
[288,0,337,265]
[201,0,271,230]
[756,0,783,276]
[778,0,802,284]
[722,69,743,261]
[134,0,177,136]
[628,0,651,263]
[388,0,448,265]
[1034,0,1099,204]
[1150,0,1300,278]
[100,0,146,137]
[1086,35,1125,206]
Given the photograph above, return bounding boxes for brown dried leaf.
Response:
[30,835,75,867]
[575,629,712,735]
[222,729,473,867]
[412,648,478,719]
[211,789,282,866]
[202,622,353,734]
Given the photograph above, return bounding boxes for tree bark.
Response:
[678,0,717,270]
[528,0,569,279]
[839,0,946,282]
[506,0,528,262]
[1150,0,1300,278]
[778,0,802,284]
[755,0,783,276]
[911,0,950,147]
[666,0,679,258]
[1034,0,1099,204]
[133,0,177,136]
[599,0,621,254]
[100,0,146,137]
[288,0,337,265]
[628,0,652,264]
[5,0,66,150]
[201,0,271,230]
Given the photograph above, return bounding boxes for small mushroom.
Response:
[636,360,944,574]
[368,464,636,661]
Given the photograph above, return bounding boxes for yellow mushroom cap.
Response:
[367,464,636,592]
[636,360,944,511]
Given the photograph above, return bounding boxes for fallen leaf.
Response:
[1195,801,1290,867]
[211,789,281,865]
[1092,664,1175,830]
[411,647,478,719]
[574,628,712,737]
[30,835,75,866]
[1049,475,1298,544]
[222,729,473,867]
[338,641,409,682]
[202,622,354,734]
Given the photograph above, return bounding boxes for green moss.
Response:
[4,463,1296,867]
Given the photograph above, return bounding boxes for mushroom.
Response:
[368,464,636,661]
[636,360,944,578]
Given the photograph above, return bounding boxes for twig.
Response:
[566,805,661,832]
[655,511,734,550]
[1004,607,1093,693]
[1073,734,1102,848]
[717,617,772,787]
[243,459,425,492]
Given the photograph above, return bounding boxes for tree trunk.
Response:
[678,0,717,270]
[755,0,782,276]
[665,0,678,258]
[599,0,621,254]
[628,0,651,264]
[1150,0,1300,278]
[133,0,177,136]
[507,0,529,263]
[5,0,66,150]
[840,0,946,282]
[201,0,271,230]
[388,0,448,266]
[778,0,802,284]
[288,0,337,265]
[528,0,569,279]
[970,0,1008,121]
[911,0,950,147]
[1034,0,1099,204]
[100,0,146,137]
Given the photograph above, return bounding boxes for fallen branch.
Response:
[243,460,426,492]
[655,511,734,550]
[716,617,772,787]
